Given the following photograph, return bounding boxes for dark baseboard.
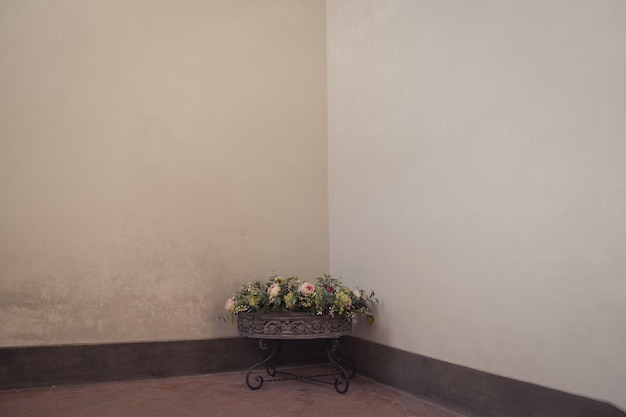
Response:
[0,337,326,390]
[343,337,625,417]
[2,337,623,417]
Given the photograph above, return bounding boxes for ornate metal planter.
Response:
[236,312,355,393]
[237,312,352,339]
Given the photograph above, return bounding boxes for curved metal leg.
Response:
[327,338,351,394]
[245,339,281,390]
[327,337,356,378]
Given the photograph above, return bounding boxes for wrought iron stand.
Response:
[244,337,356,394]
[237,312,356,394]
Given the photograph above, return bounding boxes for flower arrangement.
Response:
[224,273,377,324]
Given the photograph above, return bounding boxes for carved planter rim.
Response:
[237,312,352,339]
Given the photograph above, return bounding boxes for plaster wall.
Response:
[328,0,626,409]
[0,0,328,346]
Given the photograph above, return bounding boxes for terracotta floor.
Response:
[0,366,467,417]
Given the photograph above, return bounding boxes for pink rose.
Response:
[299,282,315,296]
[268,283,281,298]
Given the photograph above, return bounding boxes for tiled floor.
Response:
[0,366,467,417]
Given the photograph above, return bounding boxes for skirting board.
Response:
[0,337,327,390]
[1,337,623,417]
[343,337,625,417]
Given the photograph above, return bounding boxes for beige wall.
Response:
[0,0,328,346]
[328,0,626,409]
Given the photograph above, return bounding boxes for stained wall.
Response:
[0,0,328,346]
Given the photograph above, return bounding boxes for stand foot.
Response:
[245,339,281,390]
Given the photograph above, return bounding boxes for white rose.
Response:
[225,298,236,312]
[268,283,281,298]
